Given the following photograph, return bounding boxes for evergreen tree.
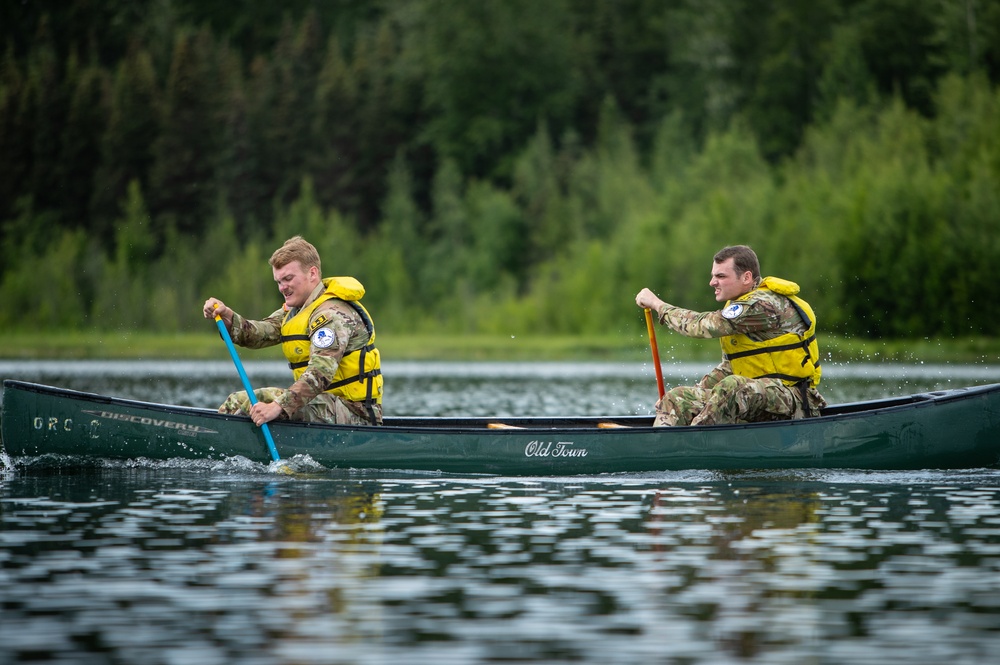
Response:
[852,0,944,115]
[92,44,159,240]
[815,24,876,122]
[312,34,361,220]
[215,44,259,234]
[257,12,324,209]
[149,27,223,237]
[0,47,29,225]
[59,56,108,233]
[24,22,67,221]
[411,0,580,179]
[422,158,471,304]
[351,17,422,231]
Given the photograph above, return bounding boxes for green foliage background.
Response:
[2,0,999,342]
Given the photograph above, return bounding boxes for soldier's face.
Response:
[273,261,319,309]
[710,258,753,302]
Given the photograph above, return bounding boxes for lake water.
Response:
[2,360,1000,664]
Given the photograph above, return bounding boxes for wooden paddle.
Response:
[644,308,666,399]
[214,305,282,462]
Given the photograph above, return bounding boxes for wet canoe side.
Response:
[3,380,1000,474]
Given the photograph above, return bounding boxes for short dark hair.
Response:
[713,245,760,281]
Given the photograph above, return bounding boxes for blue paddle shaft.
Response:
[214,314,281,462]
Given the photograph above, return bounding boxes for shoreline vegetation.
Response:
[3,6,998,348]
[2,332,998,365]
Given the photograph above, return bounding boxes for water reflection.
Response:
[5,467,1000,663]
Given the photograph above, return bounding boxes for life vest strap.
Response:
[725,334,817,361]
[321,341,381,425]
[757,371,811,383]
[326,367,381,389]
[796,380,815,418]
[343,302,380,425]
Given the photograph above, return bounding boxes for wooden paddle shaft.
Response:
[644,308,666,399]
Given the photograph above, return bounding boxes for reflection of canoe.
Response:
[3,379,1000,475]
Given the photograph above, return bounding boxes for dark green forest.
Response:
[2,0,999,340]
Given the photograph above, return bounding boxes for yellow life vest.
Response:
[720,276,822,388]
[280,276,383,408]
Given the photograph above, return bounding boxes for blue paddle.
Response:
[214,305,281,462]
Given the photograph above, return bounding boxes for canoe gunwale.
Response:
[3,378,997,436]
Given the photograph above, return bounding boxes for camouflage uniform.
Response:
[218,283,383,425]
[652,289,827,427]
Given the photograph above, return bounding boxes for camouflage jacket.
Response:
[655,288,827,411]
[227,283,373,417]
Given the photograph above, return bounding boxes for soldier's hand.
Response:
[249,401,284,427]
[635,288,662,310]
[203,298,232,325]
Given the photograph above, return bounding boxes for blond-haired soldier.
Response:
[203,236,382,426]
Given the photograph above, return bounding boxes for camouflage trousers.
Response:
[219,387,383,426]
[654,375,803,427]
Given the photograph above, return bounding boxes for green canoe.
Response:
[3,379,1000,474]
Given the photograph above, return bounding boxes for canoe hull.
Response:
[3,380,1000,474]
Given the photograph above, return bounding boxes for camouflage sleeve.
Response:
[656,298,779,339]
[276,300,366,416]
[229,308,284,349]
[655,303,736,339]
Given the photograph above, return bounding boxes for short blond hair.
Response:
[269,236,321,274]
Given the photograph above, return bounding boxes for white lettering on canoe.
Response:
[524,440,588,458]
[34,417,74,432]
[80,410,218,437]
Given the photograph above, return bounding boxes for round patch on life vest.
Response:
[721,302,745,320]
[311,327,336,348]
